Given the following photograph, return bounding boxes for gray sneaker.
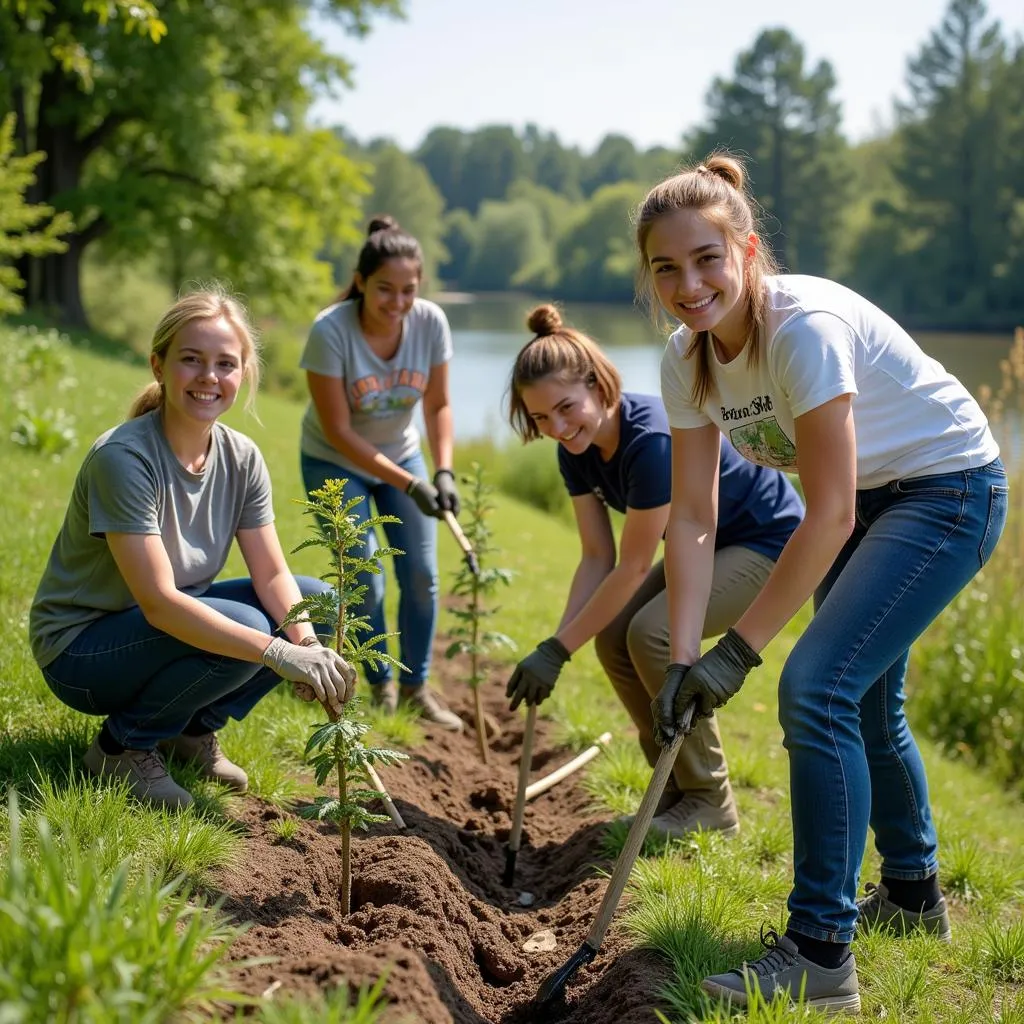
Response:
[83,736,193,810]
[856,882,952,942]
[159,732,248,793]
[369,680,399,714]
[399,683,464,732]
[649,788,740,840]
[702,929,861,1015]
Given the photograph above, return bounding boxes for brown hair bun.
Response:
[366,214,399,236]
[526,303,563,336]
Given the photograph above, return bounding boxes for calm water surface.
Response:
[441,295,1013,443]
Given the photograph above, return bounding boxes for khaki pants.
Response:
[594,546,775,799]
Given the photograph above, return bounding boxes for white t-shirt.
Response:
[661,275,999,489]
[299,297,454,479]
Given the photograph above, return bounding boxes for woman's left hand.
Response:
[433,469,461,516]
[677,628,762,718]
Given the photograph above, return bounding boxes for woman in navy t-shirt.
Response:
[504,304,804,839]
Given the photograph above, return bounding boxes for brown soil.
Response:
[215,648,672,1023]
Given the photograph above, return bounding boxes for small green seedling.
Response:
[283,478,409,914]
[444,462,516,762]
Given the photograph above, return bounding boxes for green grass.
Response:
[1,320,1022,1021]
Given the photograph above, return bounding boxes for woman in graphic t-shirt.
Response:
[300,215,463,731]
[638,153,1006,1014]
[503,304,803,841]
[30,288,356,811]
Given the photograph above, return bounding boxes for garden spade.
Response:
[530,702,695,1017]
[503,703,537,887]
[442,510,480,577]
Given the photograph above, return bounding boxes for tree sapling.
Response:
[444,462,516,762]
[283,478,409,914]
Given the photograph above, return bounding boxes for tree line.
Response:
[2,0,1022,331]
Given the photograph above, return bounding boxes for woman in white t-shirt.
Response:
[300,215,463,731]
[637,154,1007,1013]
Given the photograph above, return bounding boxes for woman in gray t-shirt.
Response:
[30,289,356,811]
[300,215,464,732]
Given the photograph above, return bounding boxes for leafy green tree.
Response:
[886,0,1011,319]
[462,199,550,292]
[523,123,583,199]
[415,126,467,210]
[555,181,644,301]
[690,27,850,277]
[582,133,641,196]
[2,0,401,326]
[439,208,478,288]
[0,115,73,315]
[459,126,527,214]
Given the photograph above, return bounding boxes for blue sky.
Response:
[310,0,1023,152]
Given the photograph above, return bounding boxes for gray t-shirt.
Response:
[30,411,275,668]
[299,297,454,479]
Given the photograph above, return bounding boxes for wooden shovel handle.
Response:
[508,704,538,856]
[585,703,695,948]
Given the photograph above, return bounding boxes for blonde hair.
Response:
[634,152,778,408]
[506,303,622,442]
[129,286,261,419]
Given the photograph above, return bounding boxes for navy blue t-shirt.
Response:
[557,392,803,561]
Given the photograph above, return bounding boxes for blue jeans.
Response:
[780,459,1008,943]
[41,576,332,750]
[300,451,438,687]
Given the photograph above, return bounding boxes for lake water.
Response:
[440,294,1016,443]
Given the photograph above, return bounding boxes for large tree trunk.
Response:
[27,69,92,327]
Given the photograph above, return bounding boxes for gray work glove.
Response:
[506,637,570,711]
[651,662,693,748]
[406,477,444,519]
[262,636,356,715]
[432,468,461,517]
[668,627,762,733]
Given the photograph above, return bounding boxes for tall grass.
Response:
[912,327,1024,796]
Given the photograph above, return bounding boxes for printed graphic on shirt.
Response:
[349,369,428,415]
[591,485,607,505]
[729,416,797,469]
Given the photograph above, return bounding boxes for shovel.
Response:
[442,510,480,577]
[530,702,695,1017]
[503,703,537,887]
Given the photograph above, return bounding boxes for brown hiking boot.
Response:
[83,736,193,810]
[369,680,399,714]
[649,786,740,840]
[160,732,248,793]
[399,683,464,732]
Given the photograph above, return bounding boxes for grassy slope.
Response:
[1,336,1021,1022]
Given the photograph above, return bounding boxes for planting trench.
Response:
[217,648,673,1023]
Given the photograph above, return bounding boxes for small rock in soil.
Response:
[523,928,558,952]
[517,891,536,907]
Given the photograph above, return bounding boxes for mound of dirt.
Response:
[217,647,673,1023]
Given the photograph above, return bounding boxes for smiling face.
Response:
[645,208,753,352]
[153,316,245,429]
[356,257,421,336]
[519,376,610,456]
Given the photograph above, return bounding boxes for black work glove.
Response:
[652,663,692,748]
[432,468,461,517]
[406,477,443,519]
[506,637,571,711]
[680,627,761,718]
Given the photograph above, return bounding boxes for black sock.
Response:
[181,717,210,737]
[97,722,125,755]
[882,873,942,912]
[786,931,851,970]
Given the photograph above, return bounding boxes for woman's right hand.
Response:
[262,636,356,714]
[406,477,444,518]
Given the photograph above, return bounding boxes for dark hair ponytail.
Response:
[337,214,423,303]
